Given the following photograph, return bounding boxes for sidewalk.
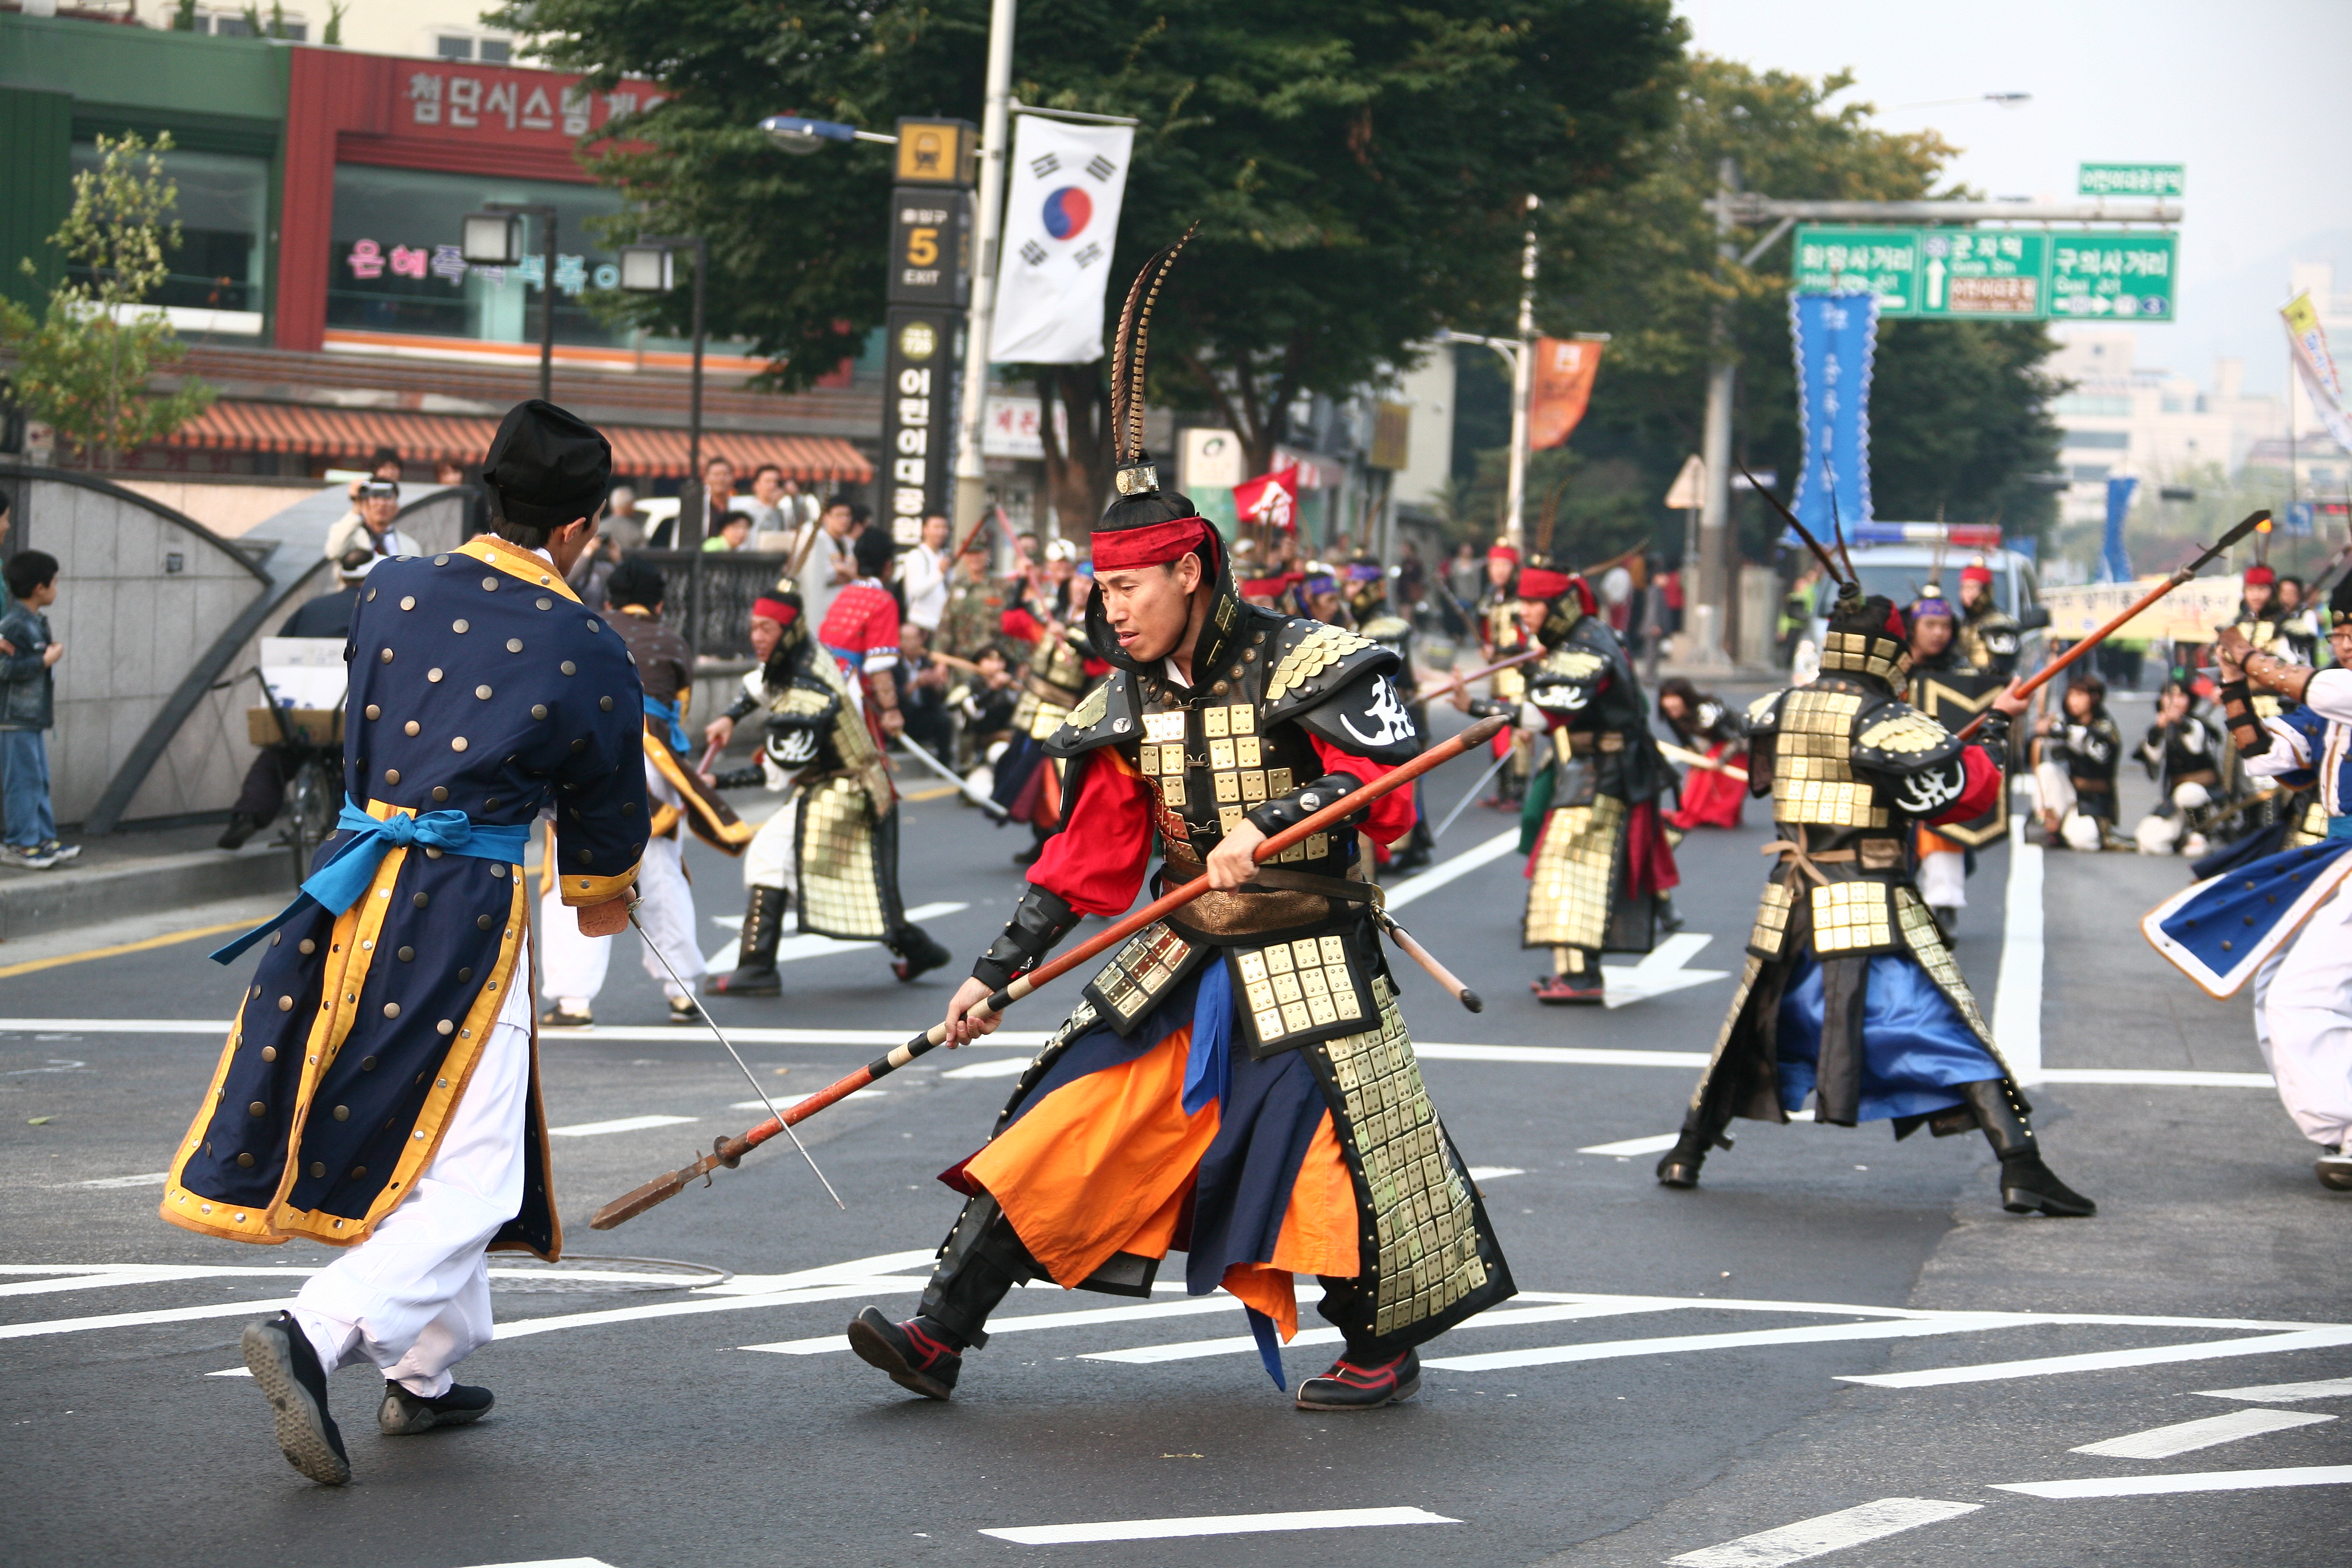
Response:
[0,822,293,944]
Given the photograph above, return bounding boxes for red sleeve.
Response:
[1082,656,1112,678]
[1928,744,2001,825]
[1309,735,1418,847]
[1027,751,1157,915]
[861,592,901,668]
[1001,608,1044,645]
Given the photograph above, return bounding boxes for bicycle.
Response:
[248,668,346,883]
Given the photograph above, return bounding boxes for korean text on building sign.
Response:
[346,242,614,296]
[404,69,662,137]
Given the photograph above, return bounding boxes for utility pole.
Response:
[950,0,1017,541]
[1692,158,1738,668]
[1503,193,1539,552]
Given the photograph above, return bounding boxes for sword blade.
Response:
[893,731,1010,819]
[627,907,845,1209]
[1434,744,1515,838]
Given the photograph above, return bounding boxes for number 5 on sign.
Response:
[906,227,939,267]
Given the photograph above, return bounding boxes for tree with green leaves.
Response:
[1531,57,2063,565]
[499,0,1685,525]
[0,132,214,471]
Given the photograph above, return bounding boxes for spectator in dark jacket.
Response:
[0,550,73,869]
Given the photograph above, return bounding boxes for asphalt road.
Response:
[3,689,2347,1568]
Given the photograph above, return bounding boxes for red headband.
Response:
[1488,543,1521,564]
[751,597,800,627]
[2245,565,2277,586]
[1517,566,1573,601]
[1091,516,1209,572]
[1959,564,1992,585]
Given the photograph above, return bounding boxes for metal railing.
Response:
[631,549,793,661]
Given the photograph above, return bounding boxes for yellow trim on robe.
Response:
[645,730,756,851]
[457,534,584,602]
[559,866,638,906]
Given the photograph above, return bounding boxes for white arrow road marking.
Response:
[981,1506,1457,1545]
[1843,1326,2352,1387]
[1601,932,1730,1008]
[702,900,967,971]
[1991,1465,2352,1499]
[2197,1376,2352,1402]
[1465,1165,1524,1180]
[1581,1111,1814,1158]
[546,1114,698,1138]
[1669,1497,1982,1568]
[2070,1407,2333,1459]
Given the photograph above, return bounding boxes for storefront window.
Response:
[69,143,268,319]
[327,165,631,348]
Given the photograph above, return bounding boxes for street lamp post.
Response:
[1504,194,1539,552]
[619,236,709,547]
[461,203,558,403]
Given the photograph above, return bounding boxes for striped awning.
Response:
[158,400,872,484]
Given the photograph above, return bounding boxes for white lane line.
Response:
[456,1559,620,1567]
[0,1018,1050,1047]
[1839,1326,2352,1388]
[0,1266,312,1301]
[1667,1497,1982,1568]
[1991,1465,2352,1499]
[1466,1165,1524,1180]
[69,1172,169,1189]
[547,1114,698,1137]
[2198,1376,2352,1402]
[1383,829,1517,911]
[1993,811,2045,1082]
[744,1293,1243,1354]
[702,900,968,971]
[942,1055,1031,1080]
[0,1296,298,1341]
[493,1279,923,1342]
[979,1506,1458,1545]
[1085,1299,1673,1366]
[2033,1068,2276,1088]
[1424,1312,2036,1373]
[1580,1132,1679,1156]
[2070,1408,2333,1459]
[1416,1041,1710,1068]
[1600,933,1730,1008]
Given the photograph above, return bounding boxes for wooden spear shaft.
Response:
[590,713,1513,1230]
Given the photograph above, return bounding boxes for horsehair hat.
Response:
[482,399,612,530]
[1091,222,1209,572]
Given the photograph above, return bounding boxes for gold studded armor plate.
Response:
[793,775,900,940]
[1770,688,1888,829]
[1231,930,1375,1056]
[1523,793,1626,949]
[1810,878,1896,954]
[1081,920,1209,1037]
[1748,879,1794,959]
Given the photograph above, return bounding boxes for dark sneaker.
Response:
[706,964,782,996]
[1997,1151,2097,1216]
[241,1311,350,1486]
[668,995,700,1023]
[0,844,58,870]
[538,1003,593,1027]
[37,839,80,864]
[1295,1346,1419,1410]
[846,1306,962,1400]
[217,813,260,851]
[890,926,954,984]
[377,1379,494,1435]
[2315,1144,2352,1192]
[1533,972,1605,1005]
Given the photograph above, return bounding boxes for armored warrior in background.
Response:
[176,400,650,1486]
[1954,562,2020,678]
[2029,672,2123,851]
[846,239,1513,1412]
[2146,585,2352,1193]
[1352,558,1436,874]
[701,579,950,995]
[2132,678,2229,857]
[1904,589,2007,936]
[1457,560,1676,1004]
[991,588,1107,864]
[1476,542,1535,804]
[1657,586,2095,1217]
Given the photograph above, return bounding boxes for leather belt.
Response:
[1761,827,1901,885]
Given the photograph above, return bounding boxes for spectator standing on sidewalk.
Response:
[901,512,952,641]
[323,479,423,562]
[0,550,75,870]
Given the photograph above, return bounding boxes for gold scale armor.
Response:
[738,647,904,941]
[1010,627,1094,741]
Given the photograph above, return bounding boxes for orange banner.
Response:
[1529,337,1603,451]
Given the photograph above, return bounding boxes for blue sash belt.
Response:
[2328,814,2352,841]
[822,642,864,671]
[643,694,692,755]
[211,795,532,964]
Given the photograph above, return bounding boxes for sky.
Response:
[1677,0,2352,400]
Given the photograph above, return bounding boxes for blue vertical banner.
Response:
[1789,292,1878,537]
[2099,475,2138,583]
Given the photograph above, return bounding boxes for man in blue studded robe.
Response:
[162,400,647,1486]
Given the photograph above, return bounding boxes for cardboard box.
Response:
[248,708,344,747]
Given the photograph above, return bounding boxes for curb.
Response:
[0,845,293,943]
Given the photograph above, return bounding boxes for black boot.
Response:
[240,1311,350,1486]
[848,1194,1031,1400]
[890,922,954,983]
[217,811,261,851]
[1656,1106,1734,1189]
[1296,1345,1420,1410]
[377,1379,494,1434]
[1961,1079,2095,1216]
[708,885,786,996]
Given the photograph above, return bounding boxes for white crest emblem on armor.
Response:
[1338,676,1415,749]
[770,726,820,765]
[1893,765,1962,815]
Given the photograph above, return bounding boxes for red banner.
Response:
[1233,464,1300,531]
[1529,338,1604,451]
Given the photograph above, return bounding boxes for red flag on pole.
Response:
[1529,338,1604,451]
[1233,464,1300,531]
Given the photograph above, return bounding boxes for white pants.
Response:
[2032,760,2075,818]
[291,976,531,1397]
[538,761,703,1006]
[744,794,804,894]
[1918,847,1966,909]
[2255,881,2352,1150]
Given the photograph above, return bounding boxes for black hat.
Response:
[853,524,895,576]
[2331,571,2352,631]
[481,400,612,530]
[604,557,668,610]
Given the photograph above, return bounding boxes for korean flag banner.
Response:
[989,115,1135,365]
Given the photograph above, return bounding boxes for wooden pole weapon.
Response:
[590,714,1513,1230]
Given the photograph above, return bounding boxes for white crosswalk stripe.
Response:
[1668,1497,1982,1567]
[2069,1406,2333,1458]
[980,1506,1457,1544]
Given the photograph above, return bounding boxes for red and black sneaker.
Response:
[846,1306,963,1400]
[1533,972,1605,1005]
[1294,1346,1420,1411]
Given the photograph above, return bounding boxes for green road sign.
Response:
[2079,162,2184,198]
[2048,233,2176,320]
[1791,225,2176,323]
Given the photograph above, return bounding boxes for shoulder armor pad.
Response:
[1360,613,1412,642]
[1529,646,1610,687]
[769,676,841,729]
[1263,619,1397,719]
[1042,669,1139,758]
[1743,689,1789,734]
[1852,698,1965,772]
